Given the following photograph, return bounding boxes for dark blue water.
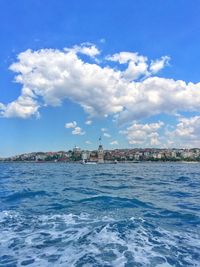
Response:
[0,163,200,266]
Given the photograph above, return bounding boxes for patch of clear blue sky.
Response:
[0,0,200,156]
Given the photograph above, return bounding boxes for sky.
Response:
[1,0,200,156]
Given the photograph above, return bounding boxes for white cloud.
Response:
[106,51,144,64]
[121,121,164,146]
[150,56,170,74]
[1,43,200,132]
[65,121,85,135]
[166,116,200,147]
[2,46,124,118]
[72,127,85,135]
[0,87,39,119]
[65,43,100,58]
[65,121,77,128]
[0,103,5,110]
[85,140,92,144]
[120,116,200,148]
[106,52,149,80]
[110,140,119,145]
[85,120,92,125]
[117,77,200,124]
[103,132,111,138]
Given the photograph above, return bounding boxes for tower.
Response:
[98,144,104,163]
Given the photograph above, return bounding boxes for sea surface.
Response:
[0,162,200,267]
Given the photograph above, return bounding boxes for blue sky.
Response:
[1,0,200,156]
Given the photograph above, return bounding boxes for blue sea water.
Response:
[0,162,200,267]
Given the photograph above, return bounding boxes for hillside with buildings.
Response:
[1,145,200,163]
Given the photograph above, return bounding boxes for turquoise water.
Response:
[0,162,200,266]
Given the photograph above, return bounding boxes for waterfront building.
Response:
[171,151,177,158]
[157,153,162,159]
[182,150,194,159]
[89,151,98,162]
[35,154,46,161]
[134,154,140,161]
[82,151,90,161]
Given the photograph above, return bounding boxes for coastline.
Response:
[1,160,199,164]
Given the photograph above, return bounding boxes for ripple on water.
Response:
[0,211,199,267]
[0,162,200,266]
[176,176,190,182]
[4,190,49,202]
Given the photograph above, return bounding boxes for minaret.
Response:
[98,137,104,163]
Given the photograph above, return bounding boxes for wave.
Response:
[77,195,153,209]
[99,185,135,190]
[176,176,190,182]
[1,162,200,266]
[157,210,200,225]
[0,211,199,267]
[62,187,104,195]
[162,191,192,198]
[3,189,49,202]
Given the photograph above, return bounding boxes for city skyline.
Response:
[3,146,200,162]
[1,1,200,157]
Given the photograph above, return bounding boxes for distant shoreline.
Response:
[2,148,200,163]
[1,160,199,164]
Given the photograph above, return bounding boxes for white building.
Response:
[82,151,90,161]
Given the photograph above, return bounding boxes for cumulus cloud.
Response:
[64,43,100,58]
[65,121,77,128]
[2,45,124,118]
[0,87,39,119]
[110,140,119,145]
[150,56,170,74]
[121,121,164,146]
[85,140,92,144]
[120,117,200,148]
[106,52,149,80]
[106,51,145,64]
[117,77,200,124]
[72,127,85,135]
[1,43,200,132]
[166,116,200,147]
[65,121,85,135]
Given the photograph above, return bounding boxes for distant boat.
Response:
[82,160,97,165]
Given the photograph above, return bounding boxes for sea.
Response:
[0,162,200,267]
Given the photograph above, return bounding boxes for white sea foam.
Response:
[0,211,199,266]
